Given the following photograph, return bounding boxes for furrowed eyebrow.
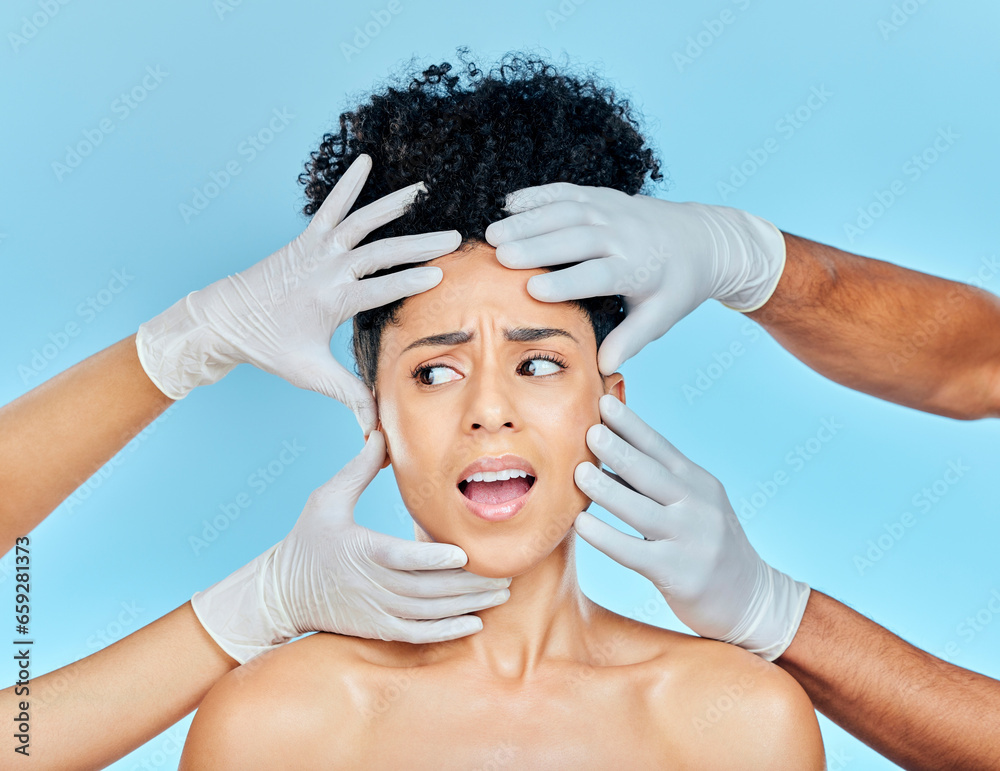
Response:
[401,327,578,353]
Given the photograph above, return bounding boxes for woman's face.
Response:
[373,241,625,578]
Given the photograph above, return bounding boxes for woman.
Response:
[180,51,825,769]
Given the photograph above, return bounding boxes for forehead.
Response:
[387,242,593,342]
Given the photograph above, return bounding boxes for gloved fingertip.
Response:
[436,545,468,568]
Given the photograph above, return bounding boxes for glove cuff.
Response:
[720,561,810,662]
[190,543,291,664]
[697,205,786,312]
[136,288,239,400]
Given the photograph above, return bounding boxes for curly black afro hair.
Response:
[297,48,665,389]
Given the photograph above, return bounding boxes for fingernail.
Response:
[527,276,550,298]
[409,267,442,284]
[601,394,622,417]
[491,589,510,604]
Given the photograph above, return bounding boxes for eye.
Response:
[516,354,567,377]
[409,353,569,387]
[411,364,461,387]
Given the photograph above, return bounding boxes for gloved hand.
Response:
[191,430,511,663]
[572,395,809,661]
[484,184,785,375]
[137,154,459,433]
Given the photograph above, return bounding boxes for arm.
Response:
[746,233,1000,420]
[776,589,1000,771]
[0,334,172,553]
[1,602,236,770]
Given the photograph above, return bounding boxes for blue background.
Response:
[2,1,998,768]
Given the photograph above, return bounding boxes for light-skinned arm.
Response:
[777,590,1000,770]
[0,334,172,555]
[1,602,236,770]
[748,233,1000,420]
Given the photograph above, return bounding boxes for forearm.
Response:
[0,334,173,552]
[776,590,1000,770]
[747,233,1000,419]
[2,601,237,769]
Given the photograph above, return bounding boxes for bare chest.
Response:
[334,663,669,770]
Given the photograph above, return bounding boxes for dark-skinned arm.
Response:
[776,590,1000,770]
[747,234,1000,420]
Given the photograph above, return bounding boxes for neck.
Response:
[428,534,603,681]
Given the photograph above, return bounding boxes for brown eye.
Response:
[517,357,564,377]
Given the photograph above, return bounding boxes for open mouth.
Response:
[458,473,536,506]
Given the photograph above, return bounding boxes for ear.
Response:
[363,386,392,470]
[602,372,625,407]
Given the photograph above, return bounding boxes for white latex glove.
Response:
[137,154,459,433]
[484,184,785,376]
[572,395,809,661]
[191,430,511,663]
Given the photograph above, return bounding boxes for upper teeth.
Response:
[464,469,531,483]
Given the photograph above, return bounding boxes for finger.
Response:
[349,230,461,278]
[596,301,667,375]
[585,424,687,506]
[574,461,665,536]
[495,226,612,269]
[597,394,691,475]
[310,154,373,231]
[326,430,386,507]
[335,266,443,318]
[526,256,628,303]
[371,538,469,571]
[385,588,510,620]
[335,180,427,251]
[573,510,650,574]
[290,351,378,434]
[379,567,512,598]
[388,615,484,644]
[485,200,590,246]
[502,182,590,213]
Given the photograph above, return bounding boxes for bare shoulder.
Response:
[646,634,825,769]
[180,633,373,770]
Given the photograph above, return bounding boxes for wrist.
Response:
[721,561,810,662]
[136,288,239,399]
[695,204,786,312]
[190,543,289,664]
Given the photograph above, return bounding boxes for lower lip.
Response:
[459,481,535,522]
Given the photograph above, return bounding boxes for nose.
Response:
[462,361,518,434]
